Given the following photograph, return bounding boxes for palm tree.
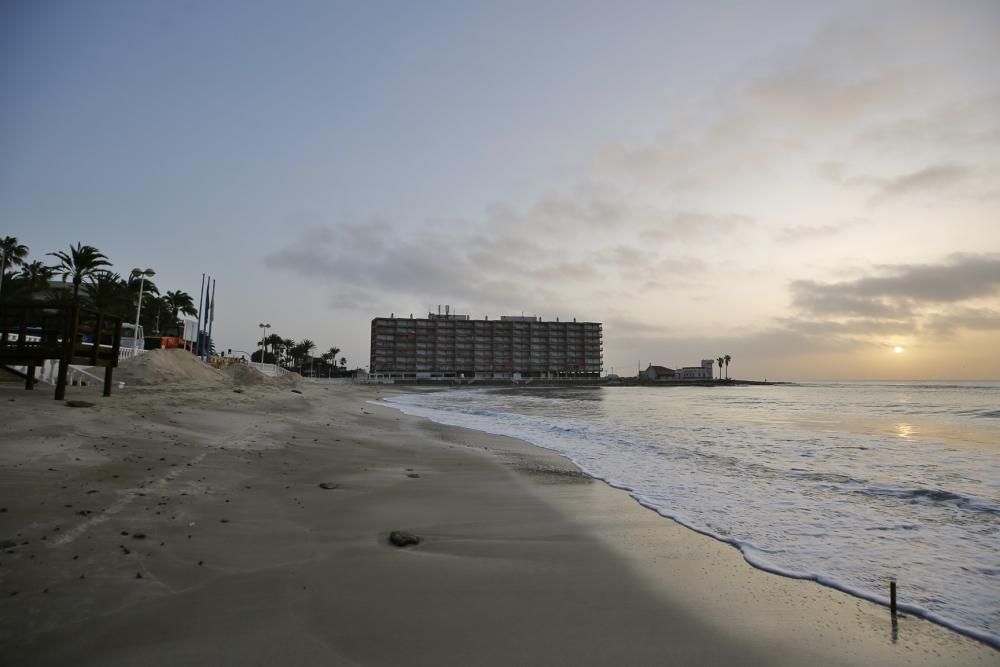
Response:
[48,243,111,300]
[266,333,284,360]
[151,295,174,334]
[18,260,53,288]
[282,338,296,365]
[299,339,316,366]
[339,356,347,368]
[128,274,159,297]
[164,290,198,320]
[724,354,731,380]
[83,271,132,315]
[716,357,724,381]
[6,260,53,298]
[0,236,30,296]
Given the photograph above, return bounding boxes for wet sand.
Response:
[0,381,994,665]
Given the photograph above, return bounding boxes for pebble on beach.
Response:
[388,531,421,548]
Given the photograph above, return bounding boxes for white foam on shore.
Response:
[372,386,1000,649]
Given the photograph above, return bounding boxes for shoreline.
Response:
[369,392,1000,650]
[1,381,995,664]
[374,391,1000,652]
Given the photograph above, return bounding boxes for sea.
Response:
[376,382,1000,647]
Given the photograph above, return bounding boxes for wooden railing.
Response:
[0,301,124,399]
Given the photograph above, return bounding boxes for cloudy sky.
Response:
[2,1,998,379]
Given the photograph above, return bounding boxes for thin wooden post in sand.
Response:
[890,580,897,616]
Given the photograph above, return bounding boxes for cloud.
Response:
[638,211,753,244]
[596,15,942,192]
[922,307,1000,337]
[263,4,1000,378]
[783,253,1000,346]
[793,254,1000,314]
[819,160,992,205]
[854,94,1000,154]
[873,163,973,201]
[776,222,852,244]
[266,218,613,315]
[617,254,1000,376]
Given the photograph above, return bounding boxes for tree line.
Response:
[1,236,197,335]
[251,334,347,376]
[3,235,350,371]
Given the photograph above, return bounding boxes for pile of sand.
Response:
[271,370,303,386]
[115,349,228,386]
[224,363,272,386]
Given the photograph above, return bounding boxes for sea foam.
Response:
[375,382,1000,648]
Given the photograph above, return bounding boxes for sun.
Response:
[894,346,904,354]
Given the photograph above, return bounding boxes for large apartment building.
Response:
[370,308,602,380]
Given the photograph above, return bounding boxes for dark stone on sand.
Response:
[0,539,17,550]
[65,400,95,408]
[318,482,339,490]
[388,530,421,547]
[233,389,244,393]
[135,572,143,579]
[291,389,302,394]
[120,531,129,536]
[407,473,420,478]
[132,533,146,540]
[220,519,229,523]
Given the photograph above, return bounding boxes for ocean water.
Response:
[377,382,1000,647]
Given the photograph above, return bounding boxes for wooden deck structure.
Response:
[0,301,124,399]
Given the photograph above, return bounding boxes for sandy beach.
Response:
[0,373,995,665]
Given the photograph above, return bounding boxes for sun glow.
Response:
[894,346,905,353]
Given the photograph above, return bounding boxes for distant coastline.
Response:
[364,378,786,387]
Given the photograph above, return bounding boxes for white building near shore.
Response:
[643,359,714,380]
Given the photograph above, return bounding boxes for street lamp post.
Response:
[258,322,271,367]
[131,267,155,351]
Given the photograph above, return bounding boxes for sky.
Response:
[2,0,998,380]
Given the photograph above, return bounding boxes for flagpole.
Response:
[202,276,211,359]
[196,273,205,356]
[207,278,216,358]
